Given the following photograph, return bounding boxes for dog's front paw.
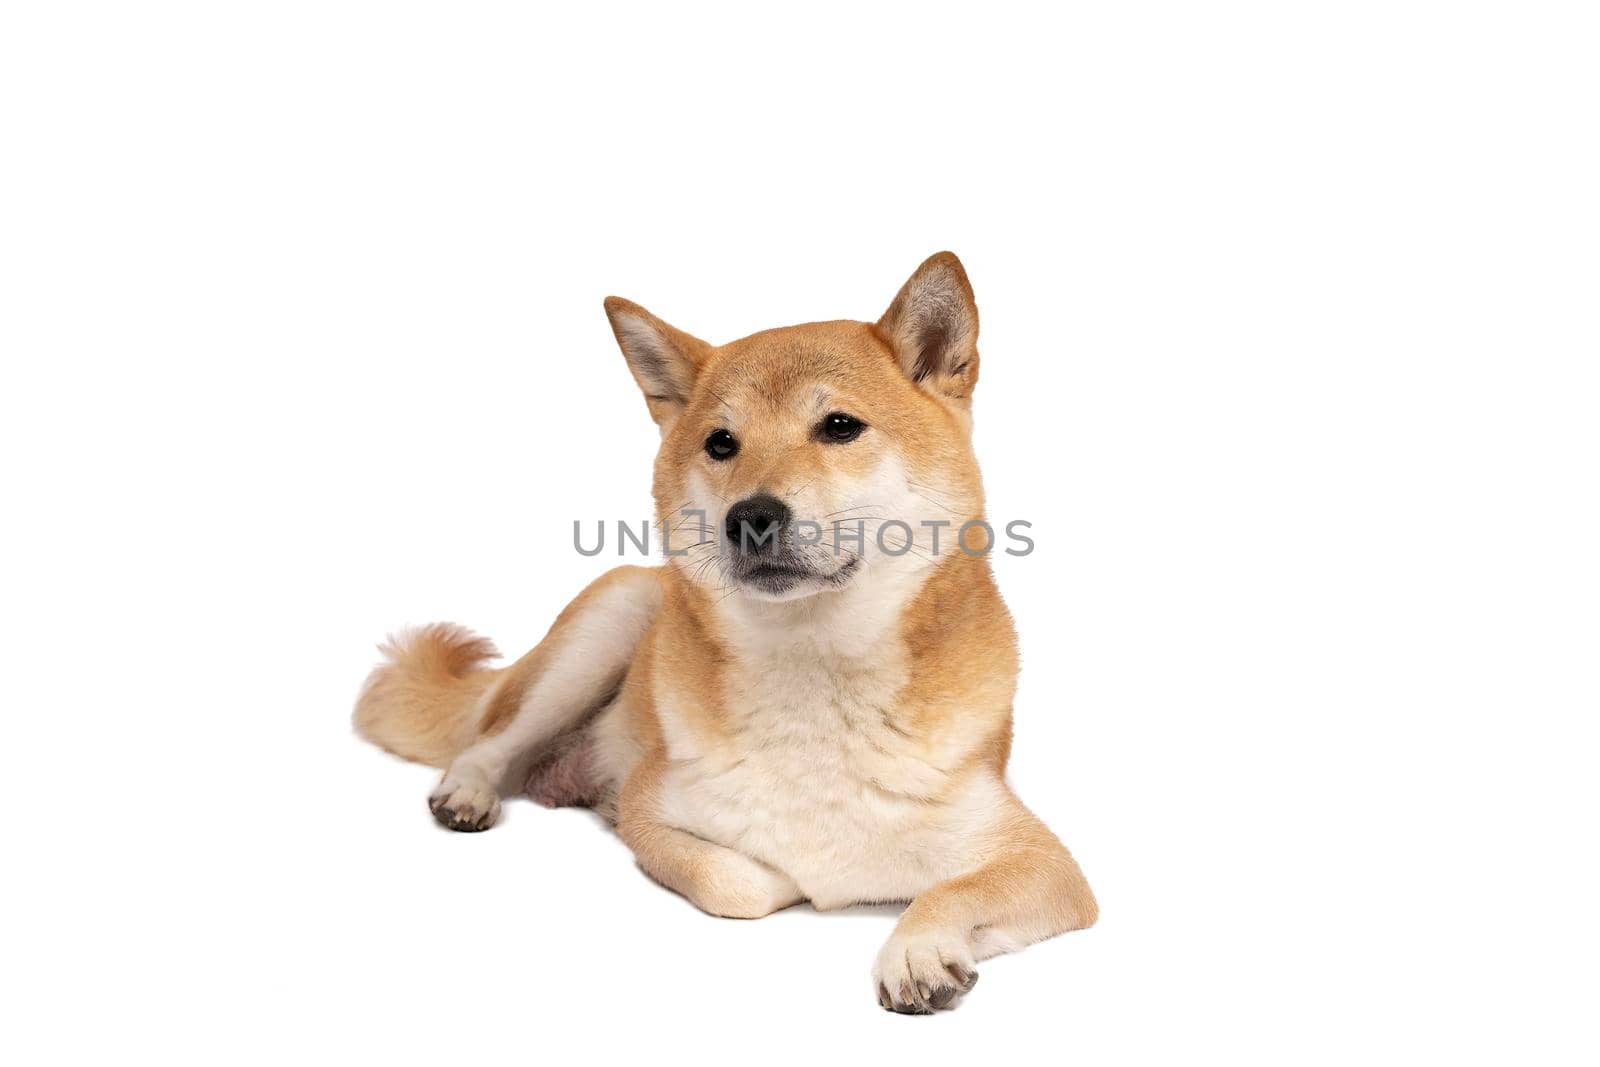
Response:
[428,767,500,832]
[872,928,979,1015]
[688,849,802,919]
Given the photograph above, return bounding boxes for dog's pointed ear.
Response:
[876,252,980,402]
[603,297,714,427]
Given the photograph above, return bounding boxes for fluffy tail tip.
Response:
[353,623,500,766]
[374,622,499,678]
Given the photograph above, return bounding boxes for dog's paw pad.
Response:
[872,930,978,1014]
[427,774,500,832]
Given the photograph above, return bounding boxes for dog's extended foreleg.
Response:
[428,566,659,831]
[872,794,1097,1014]
[615,755,803,918]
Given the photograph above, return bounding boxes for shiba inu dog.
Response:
[354,252,1097,1013]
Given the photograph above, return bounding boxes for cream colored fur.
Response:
[354,253,1096,1014]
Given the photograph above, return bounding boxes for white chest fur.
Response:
[653,630,1004,910]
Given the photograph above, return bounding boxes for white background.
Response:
[2,2,1596,1063]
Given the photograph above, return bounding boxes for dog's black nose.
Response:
[724,494,790,554]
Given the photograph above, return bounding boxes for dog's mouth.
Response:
[735,556,860,596]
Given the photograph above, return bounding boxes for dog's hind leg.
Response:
[425,566,660,831]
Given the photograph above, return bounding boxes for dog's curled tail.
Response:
[353,623,501,767]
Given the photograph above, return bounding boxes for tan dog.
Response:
[354,253,1096,1013]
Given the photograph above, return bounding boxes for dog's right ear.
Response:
[603,297,714,429]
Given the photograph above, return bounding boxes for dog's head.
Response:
[604,252,988,603]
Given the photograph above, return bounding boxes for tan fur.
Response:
[355,566,657,769]
[354,253,1096,1012]
[478,565,656,737]
[354,624,500,766]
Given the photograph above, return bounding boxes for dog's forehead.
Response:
[700,320,896,412]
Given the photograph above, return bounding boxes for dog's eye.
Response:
[704,429,739,461]
[820,412,865,443]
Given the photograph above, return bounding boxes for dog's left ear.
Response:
[876,251,980,402]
